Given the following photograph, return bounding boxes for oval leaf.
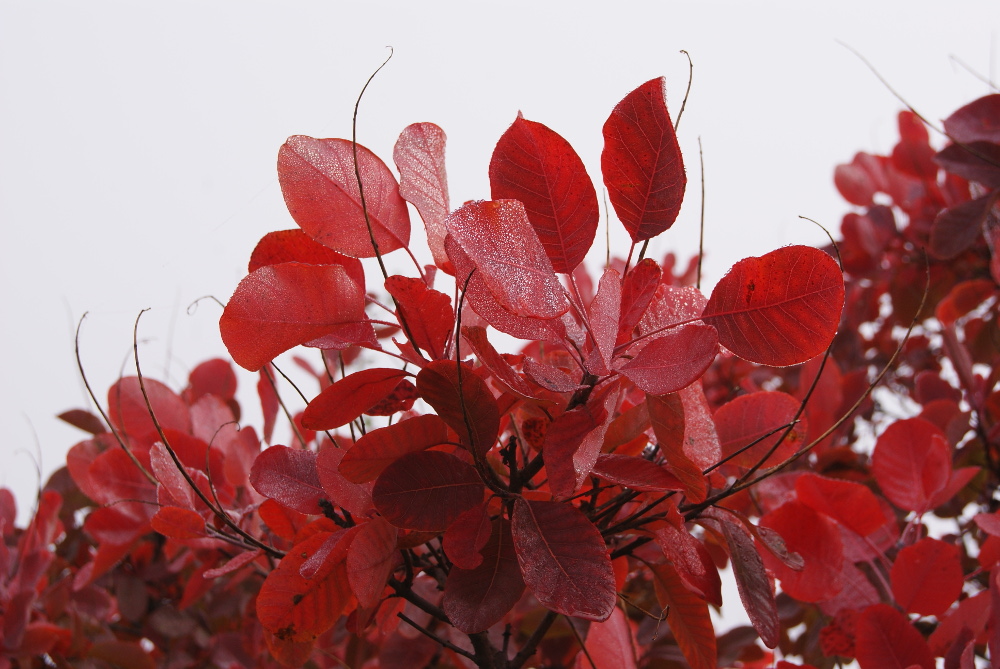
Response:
[617,322,718,395]
[339,414,452,484]
[890,537,963,617]
[301,368,410,430]
[372,451,485,531]
[591,453,685,492]
[393,122,452,273]
[854,603,935,669]
[247,229,365,280]
[702,246,844,367]
[416,360,500,459]
[249,446,325,515]
[715,391,805,469]
[871,418,952,514]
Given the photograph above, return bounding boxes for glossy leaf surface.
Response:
[393,123,452,272]
[249,446,325,516]
[616,322,718,395]
[301,368,410,430]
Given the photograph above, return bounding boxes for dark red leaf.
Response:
[247,229,366,281]
[346,517,398,611]
[338,414,451,483]
[854,603,934,669]
[258,366,279,444]
[301,368,410,430]
[443,517,526,633]
[385,275,454,360]
[715,391,806,469]
[935,141,1000,188]
[544,391,613,497]
[943,94,1000,144]
[835,153,878,206]
[931,193,998,259]
[278,136,410,257]
[647,392,707,503]
[461,325,540,399]
[872,418,951,514]
[57,409,106,435]
[890,537,963,617]
[795,472,885,536]
[393,122,452,273]
[602,77,686,242]
[654,524,722,606]
[718,517,780,649]
[511,499,615,621]
[617,258,661,344]
[591,454,684,492]
[443,502,492,570]
[759,500,843,602]
[523,357,582,392]
[416,360,500,459]
[220,262,368,371]
[250,446,325,515]
[649,562,717,669]
[489,114,599,273]
[587,268,622,374]
[372,451,485,531]
[616,323,718,395]
[702,246,844,366]
[316,447,374,518]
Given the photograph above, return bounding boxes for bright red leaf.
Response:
[574,606,638,669]
[346,517,398,612]
[278,136,410,258]
[385,275,453,361]
[617,258,661,344]
[511,499,615,621]
[372,451,485,531]
[249,446,325,516]
[890,538,964,617]
[650,562,717,669]
[715,391,805,469]
[759,500,843,602]
[647,392,708,503]
[602,77,686,242]
[616,323,718,395]
[301,368,410,430]
[247,229,366,281]
[872,418,952,514]
[489,114,599,273]
[150,506,206,540]
[854,603,934,669]
[702,246,845,367]
[795,472,885,537]
[107,376,190,445]
[338,414,451,484]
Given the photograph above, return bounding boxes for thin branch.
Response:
[674,50,694,132]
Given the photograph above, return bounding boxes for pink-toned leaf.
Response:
[975,511,1000,537]
[649,562,717,669]
[372,451,485,531]
[443,502,492,570]
[249,446,325,515]
[654,524,722,606]
[445,200,568,319]
[87,449,157,511]
[278,136,410,258]
[385,275,453,361]
[462,326,539,399]
[715,391,806,469]
[415,360,500,459]
[854,603,934,669]
[489,115,599,273]
[247,229,366,283]
[602,77,686,242]
[316,446,374,518]
[394,122,452,273]
[301,368,410,430]
[203,550,263,579]
[872,418,952,514]
[617,258,661,344]
[544,392,612,497]
[150,506,206,540]
[616,323,718,395]
[444,517,526,633]
[347,517,398,611]
[591,454,684,492]
[220,262,367,371]
[511,499,615,621]
[149,442,195,510]
[458,267,566,341]
[523,357,582,392]
[587,268,622,374]
[702,246,845,367]
[107,376,190,445]
[718,517,780,649]
[647,392,707,503]
[574,606,638,669]
[891,537,963,617]
[795,472,885,536]
[944,94,1000,144]
[338,414,451,483]
[759,500,843,602]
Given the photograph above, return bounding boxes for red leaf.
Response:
[854,603,934,669]
[461,325,540,399]
[591,454,684,492]
[107,376,190,444]
[649,562,717,669]
[702,246,845,366]
[654,524,722,606]
[544,400,609,497]
[393,122,452,273]
[718,517,780,649]
[931,193,998,259]
[247,229,366,281]
[203,549,262,579]
[872,418,951,514]
[278,136,410,257]
[385,275,454,360]
[249,446,325,515]
[617,258,661,344]
[936,141,1000,188]
[258,366,279,444]
[795,473,885,536]
[602,77,686,242]
[890,537,963,617]
[150,506,205,540]
[587,268,622,374]
[511,499,615,621]
[445,200,569,319]
[301,368,410,430]
[460,267,566,341]
[338,414,451,483]
[372,451,485,531]
[220,262,367,371]
[443,517,526,633]
[715,391,806,469]
[759,500,843,602]
[88,449,157,511]
[647,392,708,503]
[523,357,582,392]
[489,114,599,273]
[346,517,398,611]
[256,532,353,642]
[316,447,374,518]
[976,511,1000,536]
[57,409,106,435]
[943,94,1000,144]
[616,323,718,395]
[415,360,500,459]
[443,502,492,570]
[574,606,638,669]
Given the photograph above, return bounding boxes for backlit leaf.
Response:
[718,516,779,649]
[249,446,325,515]
[854,603,934,669]
[715,391,805,469]
[385,275,453,361]
[511,499,615,620]
[107,377,190,445]
[602,77,686,242]
[338,414,451,483]
[278,136,410,257]
[872,418,951,514]
[416,360,500,459]
[489,115,599,273]
[574,606,638,669]
[890,537,963,617]
[654,524,722,606]
[444,517,526,633]
[759,500,843,602]
[702,246,844,367]
[617,258,661,344]
[647,392,707,503]
[150,506,205,540]
[247,229,365,281]
[616,323,718,395]
[220,262,368,371]
[372,451,485,531]
[591,454,685,492]
[650,562,717,669]
[301,368,410,430]
[393,123,452,272]
[795,472,885,537]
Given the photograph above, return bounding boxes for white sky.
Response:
[0,2,996,618]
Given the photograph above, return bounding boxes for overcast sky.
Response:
[1,2,996,543]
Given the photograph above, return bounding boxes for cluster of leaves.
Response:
[1,76,998,669]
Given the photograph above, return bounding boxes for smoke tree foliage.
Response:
[2,75,999,669]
